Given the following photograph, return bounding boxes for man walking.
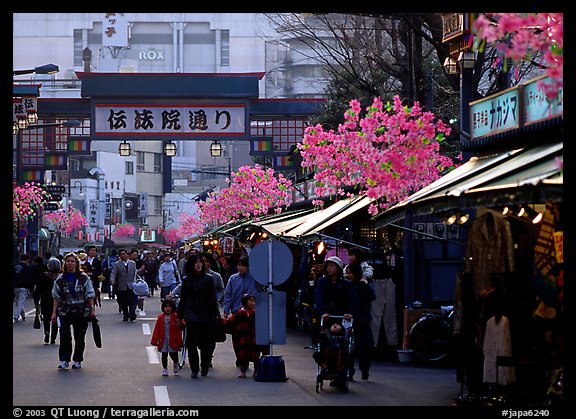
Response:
[110,248,138,322]
[13,254,33,322]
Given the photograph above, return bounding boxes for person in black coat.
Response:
[34,256,60,344]
[313,256,358,345]
[345,263,377,381]
[177,253,221,378]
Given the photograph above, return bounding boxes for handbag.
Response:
[214,317,227,343]
[33,312,41,329]
[90,317,102,348]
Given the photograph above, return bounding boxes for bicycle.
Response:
[409,306,454,363]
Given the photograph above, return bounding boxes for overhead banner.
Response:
[93,103,246,140]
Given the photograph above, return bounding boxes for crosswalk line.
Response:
[154,386,171,406]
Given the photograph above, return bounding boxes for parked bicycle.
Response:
[409,306,454,363]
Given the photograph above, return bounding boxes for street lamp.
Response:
[209,140,223,157]
[118,140,131,156]
[73,180,83,195]
[13,63,59,76]
[164,141,177,157]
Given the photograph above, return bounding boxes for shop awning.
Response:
[257,195,373,240]
[373,141,563,228]
[288,195,374,238]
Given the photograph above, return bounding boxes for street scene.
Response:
[13,292,460,407]
[13,12,564,412]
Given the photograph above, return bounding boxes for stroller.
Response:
[313,315,354,393]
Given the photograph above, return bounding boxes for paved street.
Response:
[13,292,461,408]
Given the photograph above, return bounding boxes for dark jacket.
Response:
[13,261,33,291]
[177,273,219,324]
[314,275,358,317]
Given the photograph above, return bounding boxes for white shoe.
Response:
[58,361,69,370]
[162,368,169,376]
[72,361,82,369]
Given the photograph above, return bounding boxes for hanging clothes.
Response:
[370,278,397,347]
[482,315,515,386]
[464,209,515,299]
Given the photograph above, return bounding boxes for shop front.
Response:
[372,76,564,406]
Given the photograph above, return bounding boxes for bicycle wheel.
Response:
[178,328,187,368]
[409,315,453,362]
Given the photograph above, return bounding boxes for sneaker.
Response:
[173,365,180,376]
[58,361,69,370]
[72,361,82,369]
[162,368,169,376]
[191,372,198,379]
[201,369,208,377]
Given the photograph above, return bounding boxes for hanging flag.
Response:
[250,138,273,155]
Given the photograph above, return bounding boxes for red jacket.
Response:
[150,312,184,351]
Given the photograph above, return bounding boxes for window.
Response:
[125,160,134,175]
[116,181,120,190]
[73,30,83,67]
[153,153,162,172]
[136,151,145,171]
[250,117,309,152]
[220,29,230,67]
[154,195,163,216]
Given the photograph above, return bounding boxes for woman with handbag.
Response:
[176,253,220,378]
[51,252,97,371]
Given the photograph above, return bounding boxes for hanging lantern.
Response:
[78,231,83,240]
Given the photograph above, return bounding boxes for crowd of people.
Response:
[14,245,376,384]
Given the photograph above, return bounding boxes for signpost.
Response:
[249,238,293,381]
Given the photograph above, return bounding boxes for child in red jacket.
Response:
[151,299,184,376]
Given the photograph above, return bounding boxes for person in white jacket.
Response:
[158,253,180,301]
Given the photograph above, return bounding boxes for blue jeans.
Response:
[13,288,28,320]
[160,282,177,300]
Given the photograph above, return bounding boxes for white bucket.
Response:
[397,349,414,363]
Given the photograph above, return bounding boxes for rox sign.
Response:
[139,49,164,60]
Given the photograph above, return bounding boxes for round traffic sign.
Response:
[249,239,293,286]
[18,228,28,239]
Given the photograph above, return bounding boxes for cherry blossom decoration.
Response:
[44,206,87,235]
[298,96,455,216]
[112,223,136,238]
[473,13,563,101]
[13,182,50,222]
[198,164,293,227]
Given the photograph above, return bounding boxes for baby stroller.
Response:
[313,315,354,393]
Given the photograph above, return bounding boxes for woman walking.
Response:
[51,252,97,370]
[176,253,220,378]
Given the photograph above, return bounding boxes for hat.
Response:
[324,256,343,270]
[47,257,61,273]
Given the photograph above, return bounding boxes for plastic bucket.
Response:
[397,349,414,363]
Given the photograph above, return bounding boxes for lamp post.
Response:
[209,140,232,177]
[13,63,59,76]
